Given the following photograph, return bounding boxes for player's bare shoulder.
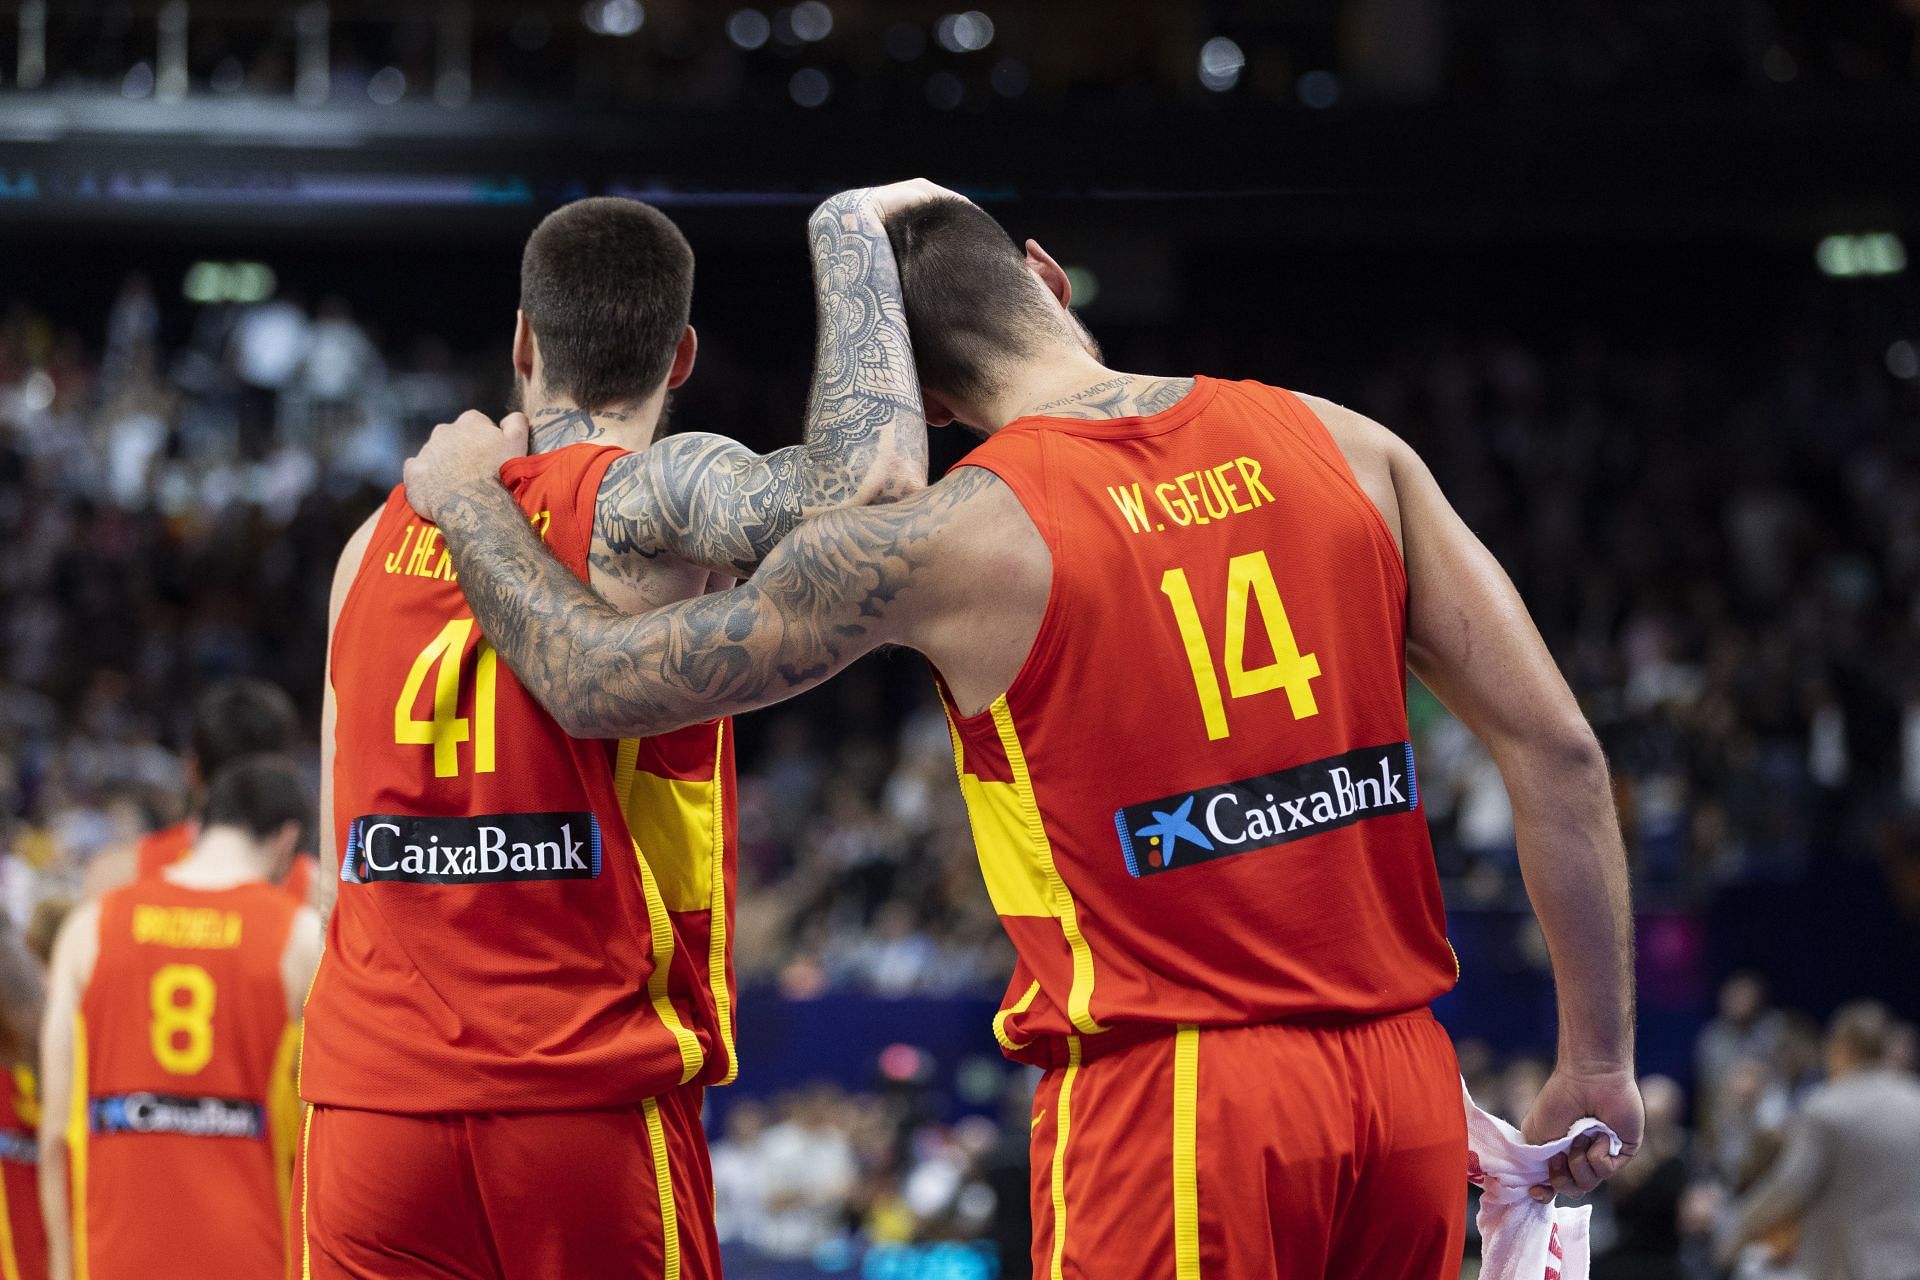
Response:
[1293,393,1407,554]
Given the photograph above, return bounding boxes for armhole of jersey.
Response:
[1263,387,1409,599]
[946,438,1069,721]
[328,489,409,692]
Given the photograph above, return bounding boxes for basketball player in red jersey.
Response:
[38,758,322,1280]
[84,679,320,909]
[0,926,47,1280]
[410,190,1645,1279]
[299,186,927,1278]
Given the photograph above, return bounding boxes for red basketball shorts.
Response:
[292,1085,716,1280]
[1028,1007,1466,1280]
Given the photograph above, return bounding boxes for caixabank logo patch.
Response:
[1114,742,1418,877]
[339,812,603,885]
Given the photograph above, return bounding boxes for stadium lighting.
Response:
[1198,37,1244,92]
[1064,266,1099,308]
[184,262,277,305]
[925,71,963,110]
[991,57,1028,98]
[582,0,643,38]
[789,66,830,107]
[367,66,406,105]
[936,12,994,53]
[1817,233,1907,279]
[1888,341,1919,380]
[790,1,833,42]
[1298,69,1340,109]
[726,9,771,50]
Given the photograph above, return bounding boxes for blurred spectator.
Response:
[1718,1001,1920,1280]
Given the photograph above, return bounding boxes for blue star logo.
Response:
[1133,795,1213,867]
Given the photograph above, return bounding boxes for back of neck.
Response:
[164,828,272,892]
[525,402,661,455]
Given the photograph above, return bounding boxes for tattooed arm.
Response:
[590,184,933,581]
[430,467,1004,738]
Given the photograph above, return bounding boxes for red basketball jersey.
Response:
[74,879,302,1279]
[303,444,738,1115]
[938,378,1458,1066]
[135,826,313,909]
[0,1063,46,1280]
[133,825,192,880]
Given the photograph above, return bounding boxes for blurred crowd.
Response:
[2,254,1918,981]
[12,0,1919,114]
[700,975,1920,1279]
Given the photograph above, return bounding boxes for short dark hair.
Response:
[191,678,298,779]
[884,198,1054,403]
[520,197,695,411]
[201,755,312,847]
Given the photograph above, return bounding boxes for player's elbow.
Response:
[1510,716,1610,790]
[860,432,928,506]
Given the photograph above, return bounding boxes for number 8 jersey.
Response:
[937,378,1459,1067]
[303,444,738,1114]
[76,879,302,1278]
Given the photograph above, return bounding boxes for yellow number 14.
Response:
[394,618,498,778]
[1160,551,1321,741]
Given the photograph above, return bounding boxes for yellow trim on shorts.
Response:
[68,1013,89,1280]
[706,724,738,1085]
[1048,1034,1082,1280]
[0,1138,20,1280]
[993,980,1042,1054]
[643,1097,681,1280]
[988,700,1105,1035]
[1173,1025,1201,1280]
[300,1106,314,1280]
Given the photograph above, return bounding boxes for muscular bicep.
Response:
[1395,441,1592,753]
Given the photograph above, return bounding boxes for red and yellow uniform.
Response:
[137,824,316,909]
[0,1064,47,1280]
[133,825,193,881]
[301,444,735,1278]
[939,377,1465,1280]
[72,879,303,1280]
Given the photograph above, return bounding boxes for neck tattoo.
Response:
[1030,376,1128,414]
[529,405,631,453]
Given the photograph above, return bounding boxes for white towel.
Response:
[1465,1081,1622,1280]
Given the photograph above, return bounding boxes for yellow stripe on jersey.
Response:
[642,1097,681,1280]
[1048,1035,1083,1280]
[615,739,708,1087]
[268,1022,303,1270]
[617,739,718,913]
[1173,1025,1201,1280]
[632,845,705,1086]
[68,1014,89,1280]
[993,980,1042,1054]
[705,725,738,1085]
[988,699,1105,1035]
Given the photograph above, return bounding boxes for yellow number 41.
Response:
[394,618,498,779]
[1160,550,1321,742]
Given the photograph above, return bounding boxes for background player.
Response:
[0,924,47,1280]
[84,679,319,910]
[37,757,322,1280]
[407,191,1644,1279]
[299,185,927,1277]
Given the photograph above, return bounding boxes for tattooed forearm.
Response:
[442,467,991,739]
[592,189,928,582]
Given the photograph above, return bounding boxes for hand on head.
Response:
[863,178,970,219]
[403,410,532,523]
[1521,1065,1644,1203]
